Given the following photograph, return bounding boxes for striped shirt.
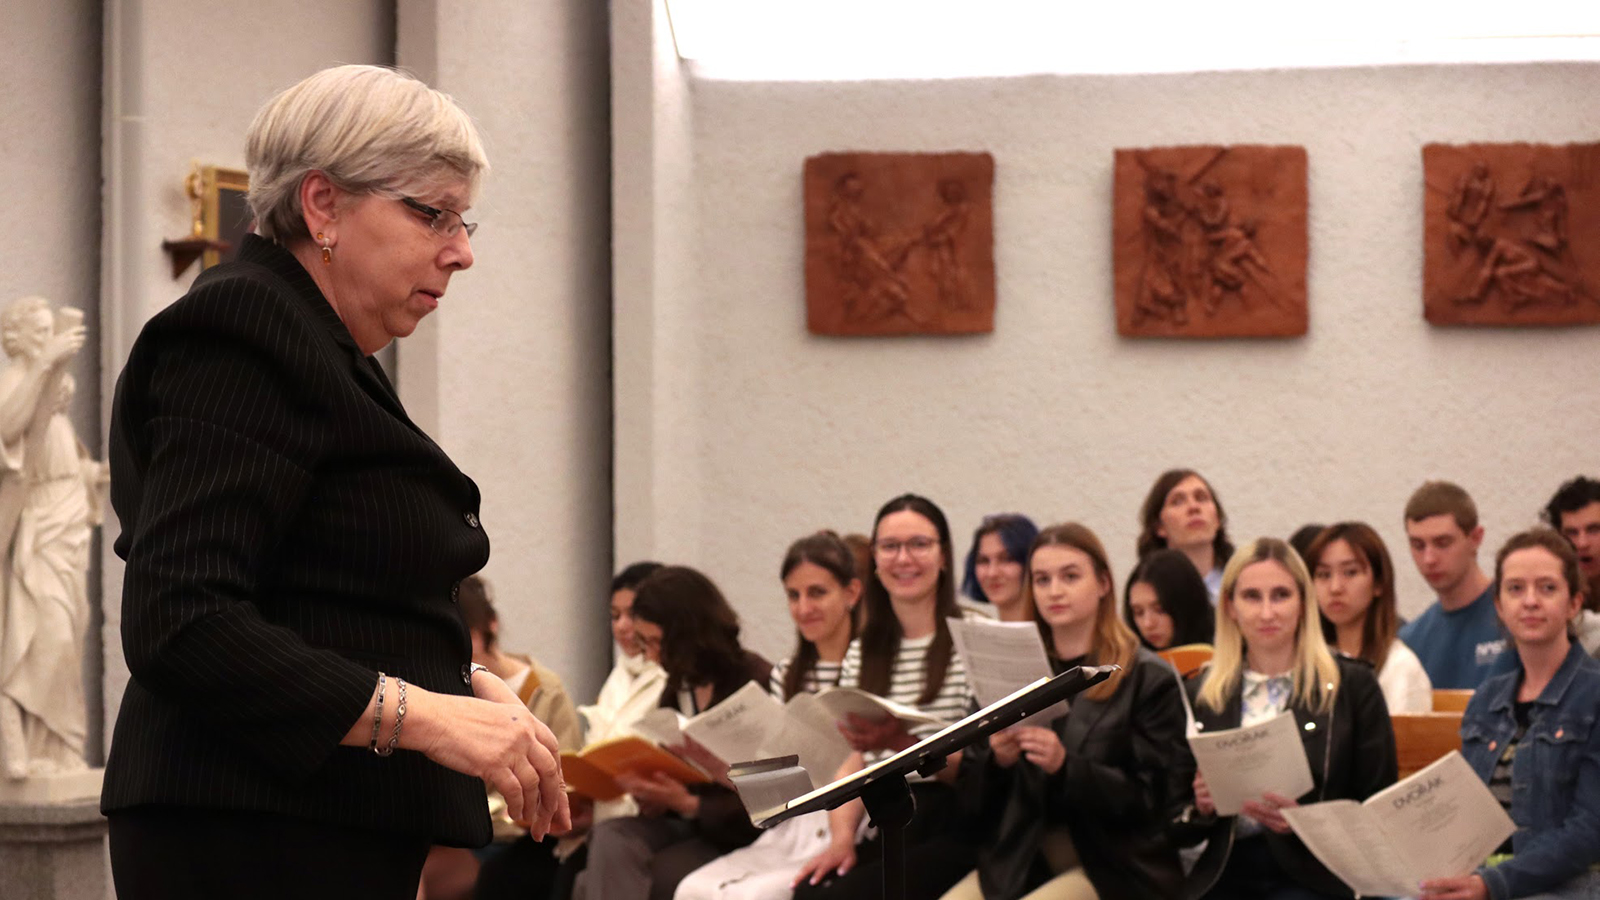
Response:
[769,658,845,698]
[839,624,976,768]
[1489,701,1533,854]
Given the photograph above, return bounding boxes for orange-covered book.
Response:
[560,736,710,801]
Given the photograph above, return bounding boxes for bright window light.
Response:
[666,0,1600,81]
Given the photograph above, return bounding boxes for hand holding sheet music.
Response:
[679,681,852,788]
[948,618,1068,727]
[730,665,1118,828]
[1279,751,1514,898]
[1186,711,1314,816]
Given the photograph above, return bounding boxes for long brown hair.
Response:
[857,494,960,705]
[1026,523,1137,702]
[1136,469,1235,563]
[631,566,748,699]
[1304,522,1400,672]
[779,531,861,700]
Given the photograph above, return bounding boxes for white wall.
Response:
[615,40,1600,660]
[401,0,614,702]
[100,0,393,743]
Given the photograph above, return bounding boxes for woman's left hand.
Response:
[1015,726,1066,774]
[1239,790,1299,834]
[616,772,699,818]
[1418,874,1489,900]
[405,672,571,840]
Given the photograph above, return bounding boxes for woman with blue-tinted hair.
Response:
[962,514,1040,622]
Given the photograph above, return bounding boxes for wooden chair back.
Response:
[1431,689,1473,712]
[1157,643,1214,678]
[1391,712,1463,779]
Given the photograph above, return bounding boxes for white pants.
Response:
[674,811,834,900]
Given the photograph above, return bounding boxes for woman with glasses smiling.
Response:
[102,65,567,900]
[793,494,977,900]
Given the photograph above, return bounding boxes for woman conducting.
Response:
[101,65,567,899]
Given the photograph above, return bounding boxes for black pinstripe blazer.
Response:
[102,234,493,846]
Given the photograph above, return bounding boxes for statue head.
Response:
[1,297,54,361]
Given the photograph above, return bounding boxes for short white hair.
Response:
[245,65,489,242]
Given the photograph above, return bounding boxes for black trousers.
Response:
[791,782,975,900]
[108,805,430,900]
[473,833,561,900]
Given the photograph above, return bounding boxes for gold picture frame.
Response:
[198,165,251,270]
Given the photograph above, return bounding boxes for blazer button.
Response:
[451,582,461,602]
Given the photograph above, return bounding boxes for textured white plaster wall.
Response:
[2,0,101,410]
[619,59,1600,662]
[405,0,614,702]
[99,0,392,744]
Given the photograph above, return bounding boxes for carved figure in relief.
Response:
[1447,163,1496,253]
[1134,157,1278,323]
[828,173,917,325]
[1206,220,1277,313]
[1136,169,1192,325]
[922,178,972,311]
[1439,159,1588,316]
[1462,235,1574,310]
[1500,176,1568,252]
[1196,181,1231,231]
[0,297,101,778]
[1116,144,1305,337]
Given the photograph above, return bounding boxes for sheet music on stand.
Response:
[728,665,1117,900]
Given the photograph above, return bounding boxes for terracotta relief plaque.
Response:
[1423,142,1600,326]
[1113,145,1308,338]
[804,152,995,336]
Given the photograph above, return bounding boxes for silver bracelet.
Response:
[369,672,387,754]
[379,677,407,757]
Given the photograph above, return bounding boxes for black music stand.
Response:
[741,665,1116,900]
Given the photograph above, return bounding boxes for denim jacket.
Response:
[1459,642,1600,900]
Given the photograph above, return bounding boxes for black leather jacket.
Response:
[1181,656,1397,899]
[958,648,1194,900]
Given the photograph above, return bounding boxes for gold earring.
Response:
[318,232,332,265]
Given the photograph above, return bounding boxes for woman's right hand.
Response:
[1192,770,1215,816]
[403,682,570,840]
[989,728,1022,768]
[838,713,913,753]
[793,838,857,887]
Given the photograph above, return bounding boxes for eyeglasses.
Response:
[401,197,478,239]
[874,536,940,558]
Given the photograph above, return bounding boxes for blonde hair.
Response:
[245,64,489,242]
[1025,523,1139,702]
[1198,537,1341,715]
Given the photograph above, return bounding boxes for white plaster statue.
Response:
[0,297,101,779]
